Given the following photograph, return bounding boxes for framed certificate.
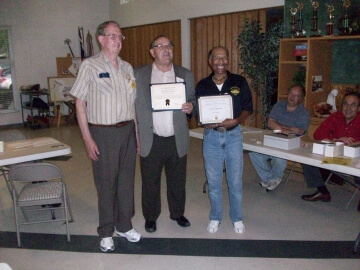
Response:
[150,82,186,111]
[198,95,233,124]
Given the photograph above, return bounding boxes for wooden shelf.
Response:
[278,35,360,138]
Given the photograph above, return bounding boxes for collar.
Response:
[152,62,174,73]
[100,51,122,67]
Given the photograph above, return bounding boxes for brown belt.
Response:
[212,125,237,132]
[89,120,131,128]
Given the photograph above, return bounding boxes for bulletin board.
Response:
[48,77,76,102]
[56,54,81,77]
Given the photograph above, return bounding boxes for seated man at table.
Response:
[301,91,360,211]
[249,85,310,191]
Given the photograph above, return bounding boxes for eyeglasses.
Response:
[342,102,359,109]
[212,56,228,61]
[103,34,125,41]
[152,44,173,50]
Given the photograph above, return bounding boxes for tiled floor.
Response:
[0,124,359,269]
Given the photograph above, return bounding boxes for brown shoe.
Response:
[301,191,331,202]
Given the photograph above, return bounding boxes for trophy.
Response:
[325,3,335,36]
[309,1,321,37]
[338,0,351,35]
[295,2,305,37]
[290,6,298,38]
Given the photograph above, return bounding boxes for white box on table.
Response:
[312,142,326,155]
[263,133,301,150]
[324,142,344,157]
[343,145,360,158]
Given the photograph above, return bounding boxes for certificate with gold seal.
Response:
[198,95,233,124]
[150,82,186,111]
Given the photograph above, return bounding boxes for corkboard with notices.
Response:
[56,54,81,78]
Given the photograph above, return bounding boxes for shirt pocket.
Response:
[93,77,114,96]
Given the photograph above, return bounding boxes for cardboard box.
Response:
[312,142,327,155]
[324,142,344,157]
[263,133,301,150]
[344,145,360,158]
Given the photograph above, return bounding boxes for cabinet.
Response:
[278,35,360,137]
[20,90,50,129]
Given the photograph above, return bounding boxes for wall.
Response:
[109,0,284,69]
[0,0,109,126]
[0,0,284,126]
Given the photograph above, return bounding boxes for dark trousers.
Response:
[90,121,136,238]
[301,164,325,188]
[140,134,187,221]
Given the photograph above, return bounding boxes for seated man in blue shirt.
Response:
[249,85,310,191]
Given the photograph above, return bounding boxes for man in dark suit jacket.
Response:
[135,35,195,233]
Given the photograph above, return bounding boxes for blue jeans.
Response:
[203,126,243,223]
[248,152,287,183]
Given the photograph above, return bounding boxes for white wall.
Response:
[0,0,284,126]
[109,0,284,68]
[0,0,109,126]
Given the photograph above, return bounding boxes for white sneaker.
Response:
[234,221,245,234]
[100,237,114,252]
[266,177,282,191]
[259,180,271,188]
[116,228,142,242]
[207,220,220,233]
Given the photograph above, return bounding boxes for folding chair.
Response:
[0,129,29,198]
[355,232,360,253]
[325,171,360,210]
[9,162,73,247]
[281,161,297,191]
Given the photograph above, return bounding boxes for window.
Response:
[0,27,15,111]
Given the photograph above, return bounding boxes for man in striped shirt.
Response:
[70,21,141,252]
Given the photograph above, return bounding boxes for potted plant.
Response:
[237,19,284,128]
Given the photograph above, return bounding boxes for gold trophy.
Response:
[338,0,351,35]
[325,3,335,36]
[295,2,305,37]
[309,0,321,37]
[290,6,298,38]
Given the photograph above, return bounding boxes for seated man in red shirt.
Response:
[301,91,360,212]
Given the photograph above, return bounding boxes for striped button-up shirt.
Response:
[70,51,136,124]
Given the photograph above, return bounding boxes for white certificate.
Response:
[150,82,186,111]
[198,95,233,124]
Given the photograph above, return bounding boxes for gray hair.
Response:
[96,21,121,37]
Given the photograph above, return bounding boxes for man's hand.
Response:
[204,118,238,130]
[337,137,356,145]
[181,102,193,114]
[220,118,238,129]
[289,127,302,134]
[84,137,100,161]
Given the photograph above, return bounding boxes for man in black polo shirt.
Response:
[195,46,253,234]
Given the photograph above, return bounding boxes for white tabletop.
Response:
[0,137,71,166]
[189,126,360,177]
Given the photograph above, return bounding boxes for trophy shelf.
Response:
[278,35,360,137]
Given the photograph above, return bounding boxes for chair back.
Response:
[9,163,64,183]
[0,129,27,142]
[8,162,72,247]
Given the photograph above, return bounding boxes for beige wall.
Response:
[0,0,284,125]
[0,0,109,125]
